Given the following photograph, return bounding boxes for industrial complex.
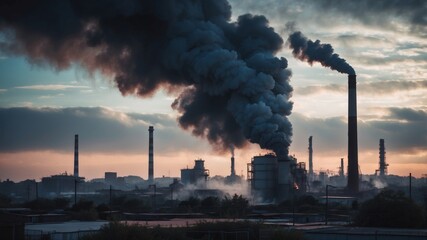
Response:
[2,72,424,208]
[0,75,422,203]
[1,75,427,240]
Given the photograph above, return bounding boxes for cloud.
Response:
[290,107,427,154]
[337,34,392,48]
[14,84,88,91]
[295,80,427,95]
[0,106,425,169]
[387,107,427,122]
[310,0,427,36]
[0,107,209,154]
[0,88,6,93]
[229,0,427,84]
[229,0,427,34]
[355,52,427,66]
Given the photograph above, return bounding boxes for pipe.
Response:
[347,75,359,193]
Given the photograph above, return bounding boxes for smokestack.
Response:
[347,75,359,193]
[231,156,236,177]
[379,139,387,176]
[148,126,154,184]
[74,134,78,178]
[308,136,313,179]
[340,158,344,177]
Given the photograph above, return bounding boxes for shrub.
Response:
[355,189,426,228]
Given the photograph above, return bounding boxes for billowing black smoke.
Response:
[0,0,293,157]
[287,31,355,75]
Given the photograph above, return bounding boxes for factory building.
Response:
[41,173,84,195]
[180,159,210,185]
[104,172,117,182]
[247,154,306,203]
[293,162,308,193]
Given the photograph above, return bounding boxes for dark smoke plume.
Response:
[0,0,293,157]
[287,31,355,75]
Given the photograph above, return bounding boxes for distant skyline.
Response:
[1,0,426,181]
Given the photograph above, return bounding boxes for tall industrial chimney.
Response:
[379,139,387,176]
[308,136,313,180]
[347,75,359,193]
[231,156,236,177]
[340,158,344,177]
[148,126,154,184]
[74,134,79,177]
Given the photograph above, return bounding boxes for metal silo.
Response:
[249,154,277,202]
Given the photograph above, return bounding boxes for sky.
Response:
[0,0,426,181]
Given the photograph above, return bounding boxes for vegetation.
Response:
[190,221,262,240]
[178,196,201,213]
[82,221,306,240]
[355,189,426,228]
[177,194,249,218]
[0,194,12,208]
[81,222,188,240]
[278,195,322,213]
[270,229,306,240]
[220,194,249,218]
[71,199,98,220]
[111,195,149,212]
[24,197,69,211]
[200,196,220,211]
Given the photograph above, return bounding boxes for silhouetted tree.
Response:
[96,203,110,213]
[179,196,200,212]
[123,198,147,212]
[0,194,11,208]
[355,189,426,228]
[72,199,95,211]
[200,196,220,211]
[54,197,69,209]
[25,197,70,211]
[110,196,148,212]
[297,195,318,206]
[295,195,322,213]
[71,199,98,220]
[220,194,249,218]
